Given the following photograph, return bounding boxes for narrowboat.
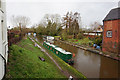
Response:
[43,36,54,43]
[43,35,47,41]
[43,41,74,64]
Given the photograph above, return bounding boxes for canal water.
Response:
[36,36,119,78]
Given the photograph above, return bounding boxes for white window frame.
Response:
[106,31,112,38]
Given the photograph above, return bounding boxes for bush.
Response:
[54,36,61,40]
[15,35,19,38]
[77,33,84,39]
[67,35,73,39]
[94,38,102,46]
[61,32,67,40]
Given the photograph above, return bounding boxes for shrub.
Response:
[77,33,84,39]
[67,35,73,39]
[61,32,68,40]
[54,36,61,40]
[15,35,19,38]
[94,38,102,46]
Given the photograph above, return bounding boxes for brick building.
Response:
[102,7,120,55]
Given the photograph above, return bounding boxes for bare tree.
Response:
[90,21,101,32]
[10,15,31,28]
[37,14,62,36]
[63,12,70,33]
[39,14,61,28]
[63,11,82,37]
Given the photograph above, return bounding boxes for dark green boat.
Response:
[43,41,74,64]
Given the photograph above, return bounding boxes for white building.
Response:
[0,0,8,79]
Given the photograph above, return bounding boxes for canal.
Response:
[36,36,119,78]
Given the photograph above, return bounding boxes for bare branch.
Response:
[10,15,31,28]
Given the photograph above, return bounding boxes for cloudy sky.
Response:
[6,0,119,28]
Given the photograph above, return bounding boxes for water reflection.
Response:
[99,56,119,78]
[73,49,101,78]
[54,40,119,78]
[36,36,119,78]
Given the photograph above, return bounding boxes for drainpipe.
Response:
[0,54,6,79]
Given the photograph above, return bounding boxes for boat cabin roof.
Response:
[45,42,51,45]
[65,52,72,54]
[55,47,72,54]
[44,41,72,55]
[50,44,56,47]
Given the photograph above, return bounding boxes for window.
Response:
[106,31,112,38]
[56,51,58,54]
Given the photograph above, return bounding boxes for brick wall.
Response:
[118,20,120,55]
[102,20,119,54]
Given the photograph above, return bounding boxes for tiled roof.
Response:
[103,7,120,21]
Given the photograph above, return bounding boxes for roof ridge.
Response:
[103,7,120,21]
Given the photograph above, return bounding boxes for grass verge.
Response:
[6,37,66,78]
[67,38,93,46]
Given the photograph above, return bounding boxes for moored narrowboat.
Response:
[43,36,54,43]
[43,41,74,64]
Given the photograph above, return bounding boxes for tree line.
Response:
[10,12,102,40]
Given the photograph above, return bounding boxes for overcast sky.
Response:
[6,0,119,28]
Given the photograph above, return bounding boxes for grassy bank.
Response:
[6,37,66,78]
[33,37,87,79]
[67,38,93,46]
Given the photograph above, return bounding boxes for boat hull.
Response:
[43,42,74,64]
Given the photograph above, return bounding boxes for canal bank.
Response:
[6,36,86,79]
[36,36,119,78]
[6,37,67,78]
[56,39,120,61]
[54,39,119,78]
[29,36,87,79]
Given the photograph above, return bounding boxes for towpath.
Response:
[29,37,73,78]
[29,37,63,70]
